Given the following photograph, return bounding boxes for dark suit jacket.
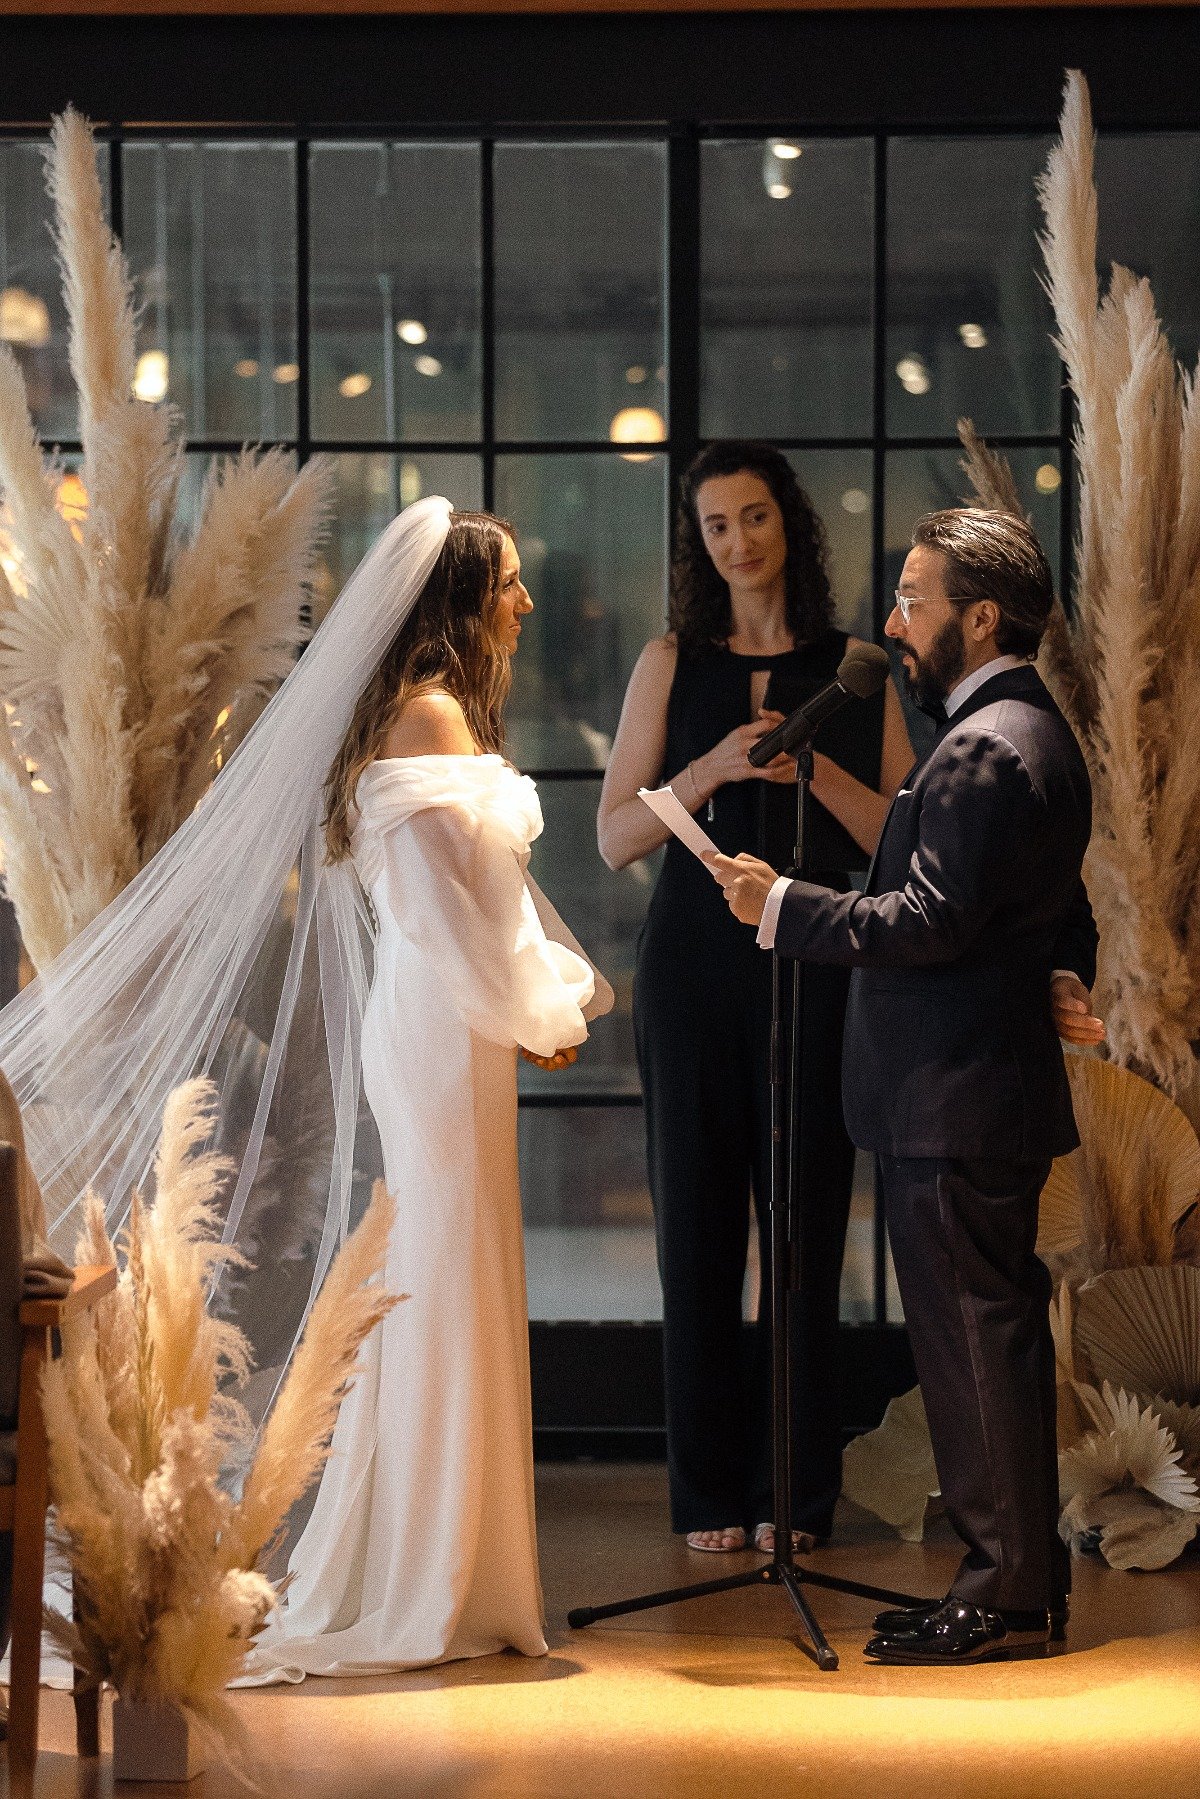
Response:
[773,665,1096,1159]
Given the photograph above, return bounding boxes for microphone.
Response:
[747,641,891,767]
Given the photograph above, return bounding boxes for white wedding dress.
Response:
[240,754,599,1681]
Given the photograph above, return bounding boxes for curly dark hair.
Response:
[669,441,835,657]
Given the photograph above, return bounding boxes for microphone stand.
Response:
[568,740,928,1669]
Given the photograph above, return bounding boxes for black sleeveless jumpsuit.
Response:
[634,629,884,1536]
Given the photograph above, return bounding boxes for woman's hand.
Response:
[519,1044,580,1071]
[1050,973,1105,1047]
[697,715,795,790]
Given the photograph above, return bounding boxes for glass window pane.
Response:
[324,452,483,597]
[309,143,481,445]
[884,445,1060,586]
[494,142,666,444]
[839,1154,901,1324]
[701,138,873,438]
[887,136,1058,438]
[1095,133,1200,371]
[495,451,667,770]
[784,448,874,641]
[520,1106,657,1322]
[0,139,110,440]
[123,142,297,440]
[175,449,213,537]
[520,777,655,1103]
[884,445,1062,744]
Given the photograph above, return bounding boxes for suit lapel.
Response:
[863,666,1046,897]
[865,725,947,895]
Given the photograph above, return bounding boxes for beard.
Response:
[900,613,967,712]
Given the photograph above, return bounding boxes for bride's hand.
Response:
[519,1045,579,1071]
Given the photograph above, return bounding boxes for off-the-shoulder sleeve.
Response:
[378,799,594,1056]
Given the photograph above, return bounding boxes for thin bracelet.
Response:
[675,761,699,810]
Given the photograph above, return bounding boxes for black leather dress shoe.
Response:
[864,1599,1051,1665]
[873,1595,1069,1642]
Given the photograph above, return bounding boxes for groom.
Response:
[708,507,1100,1666]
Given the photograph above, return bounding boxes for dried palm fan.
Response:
[1049,1280,1097,1446]
[1151,1396,1200,1474]
[1074,1264,1200,1408]
[1037,1057,1200,1284]
[1059,1383,1200,1571]
[841,1385,941,1544]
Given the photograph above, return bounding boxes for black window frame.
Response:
[5,0,1199,1446]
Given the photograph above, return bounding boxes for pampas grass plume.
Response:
[0,109,329,969]
[42,1081,398,1778]
[229,1180,403,1569]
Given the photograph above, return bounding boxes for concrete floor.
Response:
[12,1462,1200,1799]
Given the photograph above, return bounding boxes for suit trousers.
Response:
[877,1152,1069,1613]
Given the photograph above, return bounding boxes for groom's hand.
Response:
[705,852,779,927]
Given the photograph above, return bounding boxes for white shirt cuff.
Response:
[1051,968,1078,983]
[756,877,793,950]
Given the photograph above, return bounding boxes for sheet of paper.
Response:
[638,785,721,864]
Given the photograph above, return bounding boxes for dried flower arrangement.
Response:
[1040,1057,1200,1568]
[41,1078,401,1773]
[845,71,1200,1572]
[0,108,330,972]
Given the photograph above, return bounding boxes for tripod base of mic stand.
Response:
[567,1559,931,1674]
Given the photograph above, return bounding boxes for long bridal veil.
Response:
[0,493,453,1423]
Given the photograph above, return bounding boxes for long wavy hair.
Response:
[323,510,515,862]
[669,441,835,656]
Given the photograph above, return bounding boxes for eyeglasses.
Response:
[892,590,973,625]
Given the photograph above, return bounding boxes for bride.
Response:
[0,496,609,1678]
[245,509,606,1678]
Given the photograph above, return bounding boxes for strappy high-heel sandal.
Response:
[752,1523,818,1554]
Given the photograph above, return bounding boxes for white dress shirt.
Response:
[756,653,1037,953]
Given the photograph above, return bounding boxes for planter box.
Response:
[112,1698,207,1783]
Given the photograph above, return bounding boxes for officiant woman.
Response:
[597,441,913,1551]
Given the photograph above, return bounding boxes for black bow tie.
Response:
[917,697,948,728]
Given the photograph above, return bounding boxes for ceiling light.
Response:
[55,472,88,539]
[895,354,931,396]
[396,319,428,346]
[1035,463,1062,493]
[413,354,443,378]
[133,349,169,403]
[339,372,373,399]
[234,358,260,378]
[840,488,869,515]
[958,322,988,350]
[762,142,795,201]
[769,140,803,161]
[625,365,648,385]
[273,362,300,385]
[610,406,667,463]
[400,460,423,507]
[0,286,51,348]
